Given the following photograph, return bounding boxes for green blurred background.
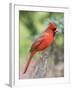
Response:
[19,11,64,78]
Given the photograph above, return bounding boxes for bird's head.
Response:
[49,22,58,32]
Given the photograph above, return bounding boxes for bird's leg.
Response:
[44,51,48,56]
[40,55,44,62]
[40,51,48,62]
[54,38,59,48]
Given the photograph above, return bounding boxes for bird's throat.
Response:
[53,32,56,36]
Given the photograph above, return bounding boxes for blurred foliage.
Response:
[19,11,64,70]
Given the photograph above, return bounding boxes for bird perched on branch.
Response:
[23,22,58,73]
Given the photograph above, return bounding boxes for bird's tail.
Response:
[23,51,36,74]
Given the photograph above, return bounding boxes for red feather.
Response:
[23,22,58,73]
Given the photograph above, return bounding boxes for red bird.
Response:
[23,22,58,73]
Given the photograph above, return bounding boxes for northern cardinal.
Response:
[23,22,58,73]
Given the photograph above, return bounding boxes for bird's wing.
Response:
[30,32,49,52]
